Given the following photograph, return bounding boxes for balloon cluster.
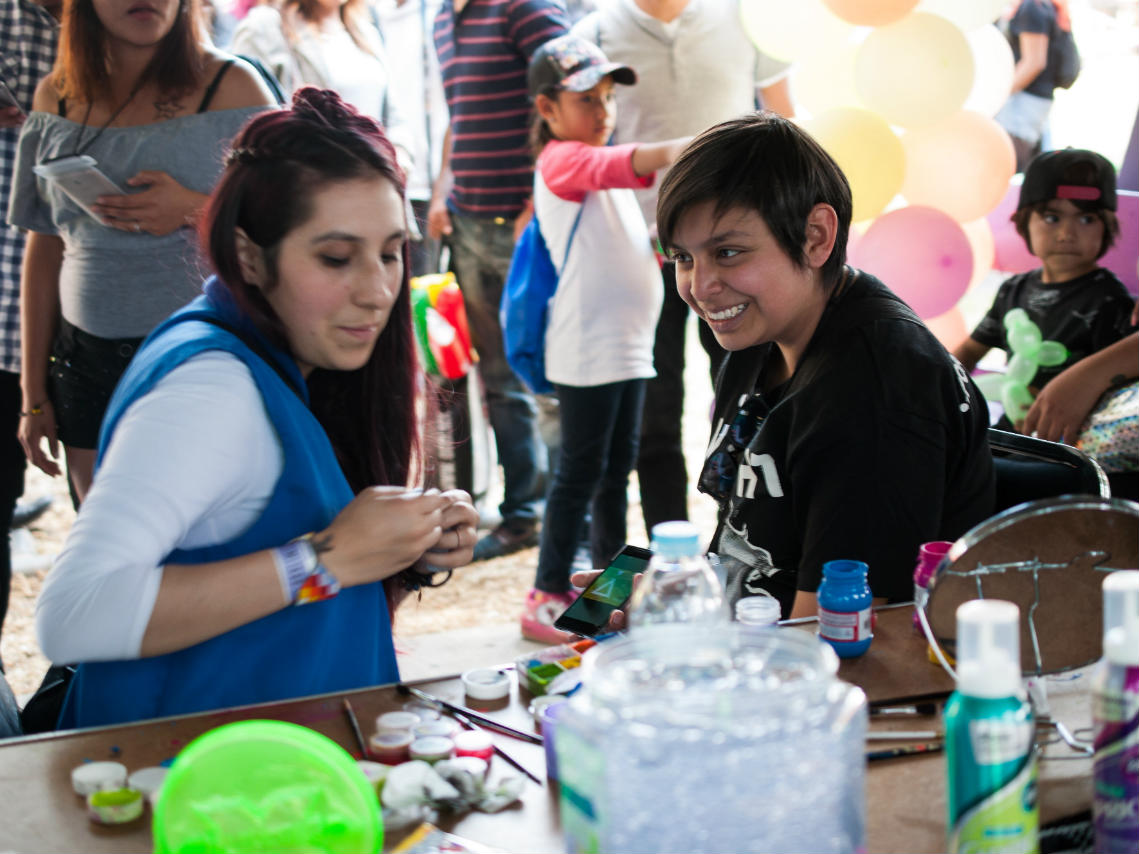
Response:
[973,309,1068,422]
[410,272,472,380]
[740,0,1017,340]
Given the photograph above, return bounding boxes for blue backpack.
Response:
[500,203,584,394]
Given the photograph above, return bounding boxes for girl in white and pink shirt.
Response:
[520,35,690,643]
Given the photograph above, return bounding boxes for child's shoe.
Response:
[520,588,578,645]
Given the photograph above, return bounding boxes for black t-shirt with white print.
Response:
[707,270,995,619]
[971,267,1135,391]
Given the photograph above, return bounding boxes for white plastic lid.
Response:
[955,599,1022,698]
[374,711,419,733]
[1102,570,1139,666]
[735,596,781,626]
[651,520,701,558]
[71,761,128,796]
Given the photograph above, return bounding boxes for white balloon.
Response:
[916,0,1006,33]
[793,30,868,117]
[963,24,1015,117]
[740,0,853,63]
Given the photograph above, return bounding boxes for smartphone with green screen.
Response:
[553,544,651,637]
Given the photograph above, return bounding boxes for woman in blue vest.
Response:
[34,87,478,729]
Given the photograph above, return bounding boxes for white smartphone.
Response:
[33,155,126,222]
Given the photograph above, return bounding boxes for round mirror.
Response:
[926,496,1139,676]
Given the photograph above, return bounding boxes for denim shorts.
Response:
[47,320,143,449]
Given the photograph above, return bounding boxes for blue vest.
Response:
[58,279,399,729]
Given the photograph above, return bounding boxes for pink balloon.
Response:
[1101,190,1138,296]
[926,306,969,352]
[987,179,1038,274]
[849,205,973,319]
[989,184,1139,296]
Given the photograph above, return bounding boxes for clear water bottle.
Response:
[626,521,725,629]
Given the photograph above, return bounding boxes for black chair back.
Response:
[989,428,1109,512]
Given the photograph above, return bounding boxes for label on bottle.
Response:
[1093,667,1139,854]
[968,718,1036,766]
[818,606,872,642]
[949,752,1039,854]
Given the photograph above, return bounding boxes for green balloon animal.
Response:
[974,308,1068,423]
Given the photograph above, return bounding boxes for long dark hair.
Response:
[54,0,205,104]
[202,86,425,499]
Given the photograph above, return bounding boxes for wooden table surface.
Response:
[0,607,1092,853]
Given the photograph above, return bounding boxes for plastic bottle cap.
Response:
[374,711,420,734]
[735,596,781,626]
[408,736,454,763]
[650,520,701,558]
[71,761,128,796]
[955,599,1022,698]
[127,767,169,806]
[87,787,144,825]
[1102,570,1139,666]
[412,720,456,739]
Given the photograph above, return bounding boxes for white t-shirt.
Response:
[36,352,283,664]
[535,140,661,388]
[572,0,790,224]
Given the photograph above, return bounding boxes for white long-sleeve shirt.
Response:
[36,351,284,664]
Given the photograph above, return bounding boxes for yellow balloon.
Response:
[855,12,974,128]
[823,0,918,27]
[804,108,906,223]
[961,217,996,292]
[963,24,1015,117]
[901,109,1016,221]
[916,0,1007,33]
[740,0,852,63]
[794,31,865,117]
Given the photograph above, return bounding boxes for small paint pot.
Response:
[87,788,144,825]
[368,730,413,764]
[539,699,568,781]
[127,767,169,807]
[409,736,455,764]
[401,700,441,721]
[461,668,510,701]
[413,719,456,740]
[375,711,420,734]
[72,761,128,797]
[528,694,565,727]
[453,729,494,763]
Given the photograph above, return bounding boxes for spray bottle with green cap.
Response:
[1092,570,1139,854]
[944,599,1039,854]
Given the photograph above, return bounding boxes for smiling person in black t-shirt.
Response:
[641,113,996,621]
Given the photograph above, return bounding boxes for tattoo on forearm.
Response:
[154,97,182,120]
[310,532,333,555]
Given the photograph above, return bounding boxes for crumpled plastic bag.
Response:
[379,759,523,830]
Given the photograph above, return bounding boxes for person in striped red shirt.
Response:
[430,0,568,560]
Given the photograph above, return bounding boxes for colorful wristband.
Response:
[272,536,340,605]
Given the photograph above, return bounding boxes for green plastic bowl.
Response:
[152,719,383,854]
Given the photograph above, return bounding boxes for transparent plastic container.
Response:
[553,624,867,854]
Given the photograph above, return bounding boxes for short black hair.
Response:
[657,112,853,289]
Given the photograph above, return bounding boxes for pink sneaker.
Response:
[520,588,578,645]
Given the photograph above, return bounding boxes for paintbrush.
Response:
[341,697,368,758]
[866,741,943,762]
[396,683,543,744]
[869,702,940,717]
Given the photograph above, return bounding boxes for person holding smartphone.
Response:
[575,114,996,626]
[35,89,479,729]
[7,0,277,504]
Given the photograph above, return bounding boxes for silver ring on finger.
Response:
[133,221,142,233]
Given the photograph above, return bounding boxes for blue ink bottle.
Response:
[817,559,873,658]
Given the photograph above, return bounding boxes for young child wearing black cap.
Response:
[953,148,1136,429]
[516,34,691,643]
